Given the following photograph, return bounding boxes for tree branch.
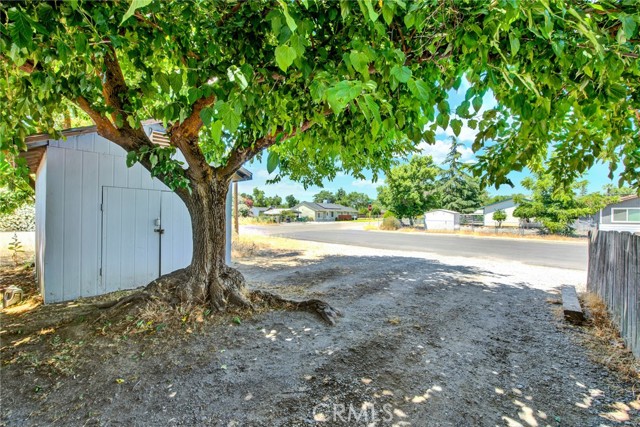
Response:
[168,95,216,180]
[219,119,316,179]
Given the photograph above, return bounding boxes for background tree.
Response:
[285,194,299,208]
[313,190,336,204]
[2,1,639,315]
[334,188,348,205]
[345,192,372,210]
[602,184,636,197]
[513,174,609,234]
[437,137,483,213]
[377,155,440,225]
[251,188,268,208]
[264,195,282,208]
[492,210,507,228]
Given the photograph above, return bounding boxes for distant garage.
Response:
[424,209,460,231]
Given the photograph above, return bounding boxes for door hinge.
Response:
[99,267,102,276]
[100,203,103,212]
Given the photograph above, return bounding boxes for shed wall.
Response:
[40,128,198,303]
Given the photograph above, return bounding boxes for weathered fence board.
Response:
[587,230,639,358]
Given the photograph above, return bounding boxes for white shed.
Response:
[23,124,251,303]
[424,209,460,230]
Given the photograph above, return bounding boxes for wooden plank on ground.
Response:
[562,285,585,324]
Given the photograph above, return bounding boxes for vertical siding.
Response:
[35,152,47,295]
[160,191,192,274]
[41,127,235,302]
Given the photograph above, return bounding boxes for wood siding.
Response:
[587,230,640,358]
[38,128,194,303]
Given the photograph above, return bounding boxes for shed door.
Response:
[101,187,162,293]
[160,191,192,275]
[101,187,193,293]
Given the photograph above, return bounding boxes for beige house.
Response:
[295,202,358,222]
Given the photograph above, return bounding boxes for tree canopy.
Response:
[437,138,484,213]
[377,155,440,224]
[513,173,614,234]
[1,0,639,194]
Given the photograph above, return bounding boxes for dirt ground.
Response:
[1,235,638,427]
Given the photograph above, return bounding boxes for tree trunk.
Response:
[150,176,252,311]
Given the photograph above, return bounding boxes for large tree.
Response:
[377,155,441,225]
[513,174,613,234]
[2,1,639,315]
[437,137,484,213]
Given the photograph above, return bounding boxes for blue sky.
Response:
[238,81,619,201]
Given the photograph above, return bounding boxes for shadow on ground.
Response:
[1,250,637,427]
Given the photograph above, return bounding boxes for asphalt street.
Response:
[243,222,588,271]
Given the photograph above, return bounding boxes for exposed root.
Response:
[250,290,342,326]
[93,267,340,326]
[94,291,152,309]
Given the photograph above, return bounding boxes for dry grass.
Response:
[579,292,640,384]
[422,228,585,242]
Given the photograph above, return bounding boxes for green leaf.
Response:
[75,33,87,54]
[472,96,482,112]
[349,51,370,78]
[267,151,280,174]
[620,15,637,40]
[200,107,213,126]
[155,72,170,93]
[404,13,415,29]
[121,0,153,25]
[326,81,363,114]
[8,8,33,48]
[275,45,297,72]
[126,151,138,167]
[436,113,449,130]
[361,0,379,22]
[450,119,462,137]
[169,73,182,94]
[219,103,241,133]
[227,66,248,90]
[277,0,297,32]
[211,120,223,144]
[390,65,412,83]
[407,78,430,103]
[509,33,520,56]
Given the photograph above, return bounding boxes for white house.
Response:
[294,202,358,222]
[424,209,460,230]
[595,195,640,233]
[23,123,251,303]
[250,207,269,217]
[481,198,521,227]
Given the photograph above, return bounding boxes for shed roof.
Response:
[21,125,251,182]
[426,209,460,214]
[296,201,358,212]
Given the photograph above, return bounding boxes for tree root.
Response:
[93,268,341,326]
[94,291,152,309]
[250,290,342,326]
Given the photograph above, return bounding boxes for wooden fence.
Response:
[587,230,639,358]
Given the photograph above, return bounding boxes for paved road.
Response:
[243,223,588,270]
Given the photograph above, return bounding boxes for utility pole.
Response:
[234,181,239,235]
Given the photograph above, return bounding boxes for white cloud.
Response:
[351,179,377,188]
[418,139,474,165]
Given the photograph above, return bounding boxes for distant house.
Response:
[595,195,640,233]
[481,198,521,227]
[250,207,269,217]
[424,209,460,231]
[295,202,358,221]
[262,207,301,223]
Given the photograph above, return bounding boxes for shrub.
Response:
[0,203,35,231]
[383,210,396,218]
[380,216,401,230]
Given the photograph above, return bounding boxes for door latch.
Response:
[154,218,165,234]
